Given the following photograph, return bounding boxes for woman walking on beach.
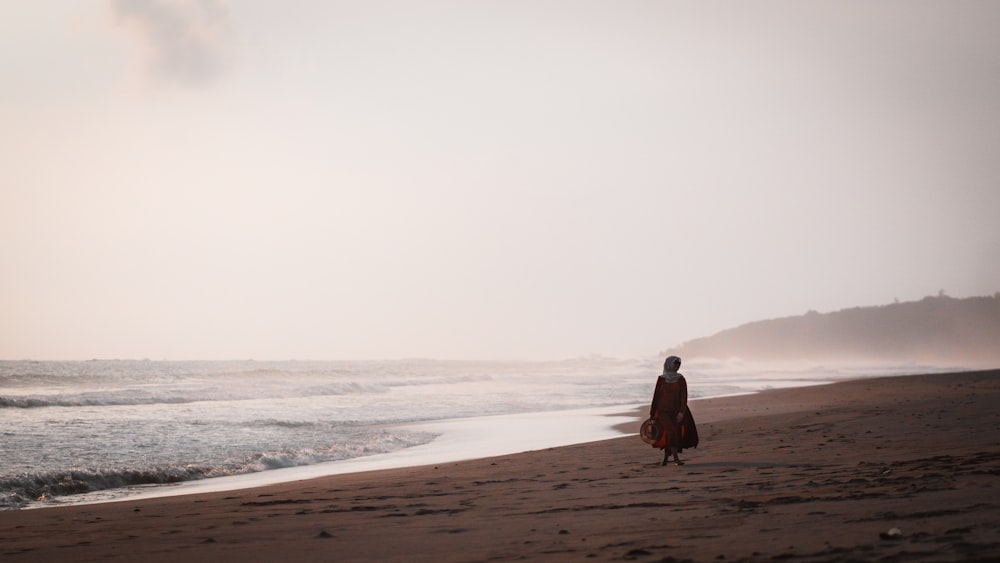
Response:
[648,356,698,466]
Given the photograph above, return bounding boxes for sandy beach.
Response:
[2,370,998,562]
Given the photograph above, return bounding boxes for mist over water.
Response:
[0,358,954,509]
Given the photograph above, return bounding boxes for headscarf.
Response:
[660,355,682,382]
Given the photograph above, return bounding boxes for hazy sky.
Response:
[2,1,999,361]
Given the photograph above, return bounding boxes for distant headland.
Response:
[667,293,1000,365]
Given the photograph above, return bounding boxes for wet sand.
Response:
[2,370,998,562]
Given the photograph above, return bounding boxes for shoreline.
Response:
[18,388,807,510]
[47,404,644,509]
[23,387,816,510]
[2,369,997,561]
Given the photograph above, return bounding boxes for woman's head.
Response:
[663,356,682,373]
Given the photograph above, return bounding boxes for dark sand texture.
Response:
[2,370,998,562]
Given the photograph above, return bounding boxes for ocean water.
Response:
[0,357,945,509]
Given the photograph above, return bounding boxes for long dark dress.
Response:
[649,375,699,451]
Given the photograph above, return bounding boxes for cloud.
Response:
[112,0,232,87]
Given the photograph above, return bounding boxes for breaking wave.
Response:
[1,428,436,509]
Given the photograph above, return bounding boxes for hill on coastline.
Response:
[668,294,1000,365]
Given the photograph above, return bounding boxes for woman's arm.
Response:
[650,377,662,417]
[676,377,688,423]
